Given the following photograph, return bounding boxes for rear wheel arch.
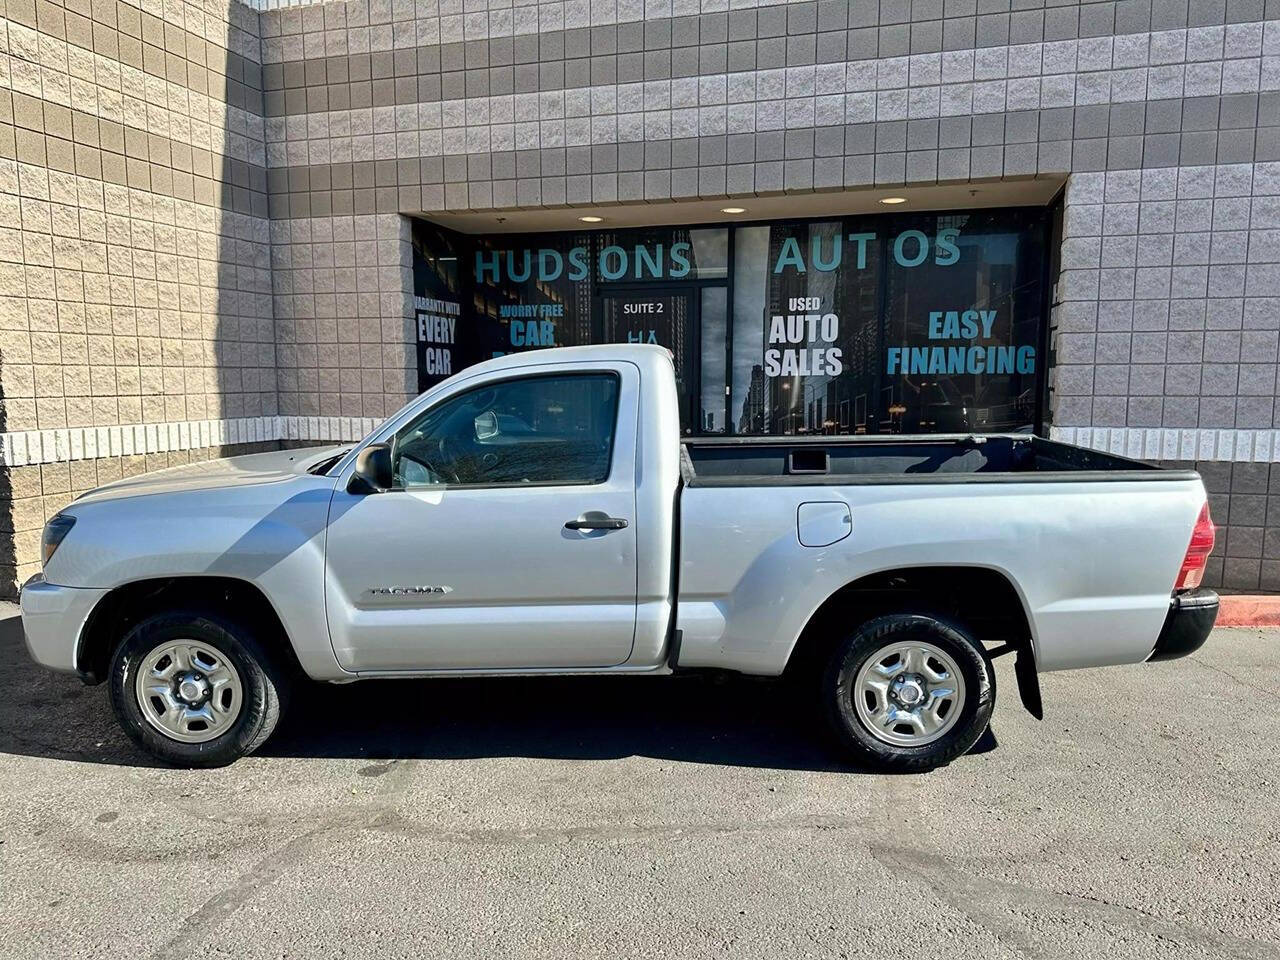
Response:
[76,576,301,685]
[786,565,1041,716]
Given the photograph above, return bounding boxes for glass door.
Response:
[596,288,696,431]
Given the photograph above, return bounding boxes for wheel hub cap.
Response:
[892,676,925,706]
[852,640,967,747]
[176,672,210,705]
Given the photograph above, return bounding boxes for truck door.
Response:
[324,363,639,671]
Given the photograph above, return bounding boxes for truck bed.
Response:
[681,434,1194,485]
[676,432,1206,676]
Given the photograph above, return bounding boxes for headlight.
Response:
[41,514,76,566]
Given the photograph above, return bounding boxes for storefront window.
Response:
[412,208,1048,435]
[728,210,1046,435]
[882,213,1042,433]
[731,220,882,434]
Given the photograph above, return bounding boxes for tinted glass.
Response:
[700,286,728,433]
[882,212,1043,433]
[599,291,691,415]
[730,209,1046,435]
[393,374,620,487]
[413,208,1048,436]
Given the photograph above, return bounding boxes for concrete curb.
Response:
[1217,595,1280,627]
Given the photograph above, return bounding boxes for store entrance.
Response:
[595,287,697,432]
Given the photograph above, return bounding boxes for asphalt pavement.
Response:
[0,602,1277,960]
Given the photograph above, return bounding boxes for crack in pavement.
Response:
[1188,653,1280,705]
[860,763,1280,960]
[152,759,415,960]
[868,844,1280,960]
[858,773,1038,959]
[365,811,873,846]
[148,792,885,957]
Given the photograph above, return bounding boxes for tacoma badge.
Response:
[366,585,453,598]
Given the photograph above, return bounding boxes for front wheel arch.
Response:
[76,576,301,685]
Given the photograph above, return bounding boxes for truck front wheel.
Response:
[108,609,289,767]
[822,614,995,772]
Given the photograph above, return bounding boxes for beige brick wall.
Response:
[270,211,415,421]
[0,0,273,596]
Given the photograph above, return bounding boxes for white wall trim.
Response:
[1,419,1270,468]
[1050,426,1279,464]
[0,417,382,468]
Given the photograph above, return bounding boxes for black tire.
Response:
[108,609,289,768]
[822,614,995,772]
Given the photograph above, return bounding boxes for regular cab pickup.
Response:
[20,345,1220,770]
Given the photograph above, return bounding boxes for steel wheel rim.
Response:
[852,640,966,747]
[134,639,244,744]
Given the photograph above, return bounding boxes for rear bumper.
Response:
[18,575,108,676]
[1148,588,1219,662]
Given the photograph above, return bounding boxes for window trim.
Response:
[389,370,623,491]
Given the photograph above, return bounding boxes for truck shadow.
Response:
[0,613,995,772]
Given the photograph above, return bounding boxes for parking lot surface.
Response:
[0,604,1277,960]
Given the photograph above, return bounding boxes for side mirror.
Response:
[474,409,499,441]
[347,443,393,494]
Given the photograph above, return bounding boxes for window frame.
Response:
[388,370,623,491]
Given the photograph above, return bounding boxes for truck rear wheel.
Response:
[108,609,289,768]
[822,614,994,772]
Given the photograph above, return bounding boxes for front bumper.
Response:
[18,575,108,676]
[1148,588,1219,662]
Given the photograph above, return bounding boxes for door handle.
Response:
[565,514,629,531]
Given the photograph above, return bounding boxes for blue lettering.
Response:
[847,232,875,269]
[475,250,500,283]
[812,233,841,272]
[507,249,532,283]
[567,246,589,281]
[636,244,663,279]
[936,228,960,265]
[600,245,628,280]
[893,230,929,267]
[773,237,806,273]
[669,242,691,278]
[537,249,564,282]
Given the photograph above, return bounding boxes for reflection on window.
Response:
[689,228,729,279]
[700,287,728,433]
[392,374,620,487]
[730,210,1045,436]
[731,226,770,434]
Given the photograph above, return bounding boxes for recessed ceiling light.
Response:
[879,196,907,205]
[578,215,604,223]
[720,206,747,214]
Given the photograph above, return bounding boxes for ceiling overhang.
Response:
[418,175,1068,235]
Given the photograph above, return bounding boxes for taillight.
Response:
[1174,503,1215,591]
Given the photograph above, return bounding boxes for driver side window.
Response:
[391,373,621,488]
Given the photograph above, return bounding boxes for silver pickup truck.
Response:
[20,344,1219,770]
